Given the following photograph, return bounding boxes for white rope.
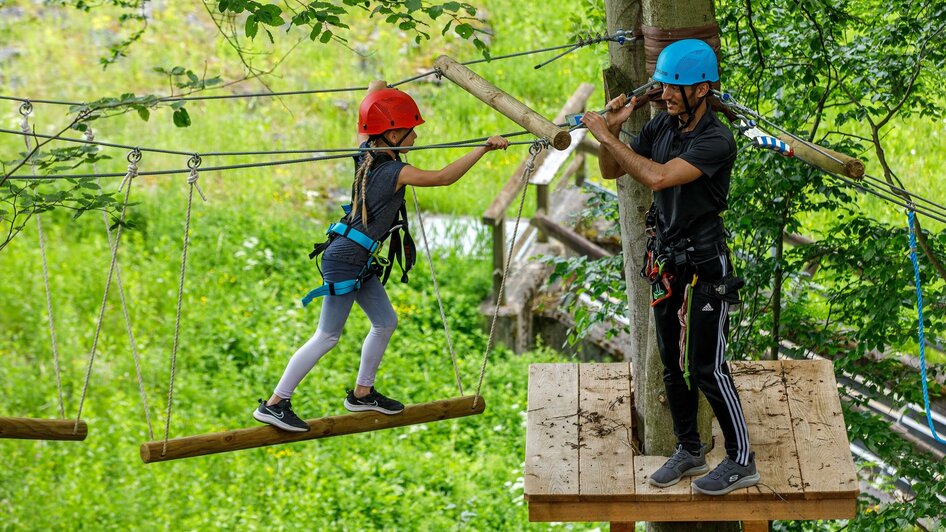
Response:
[88,128,155,440]
[161,157,206,455]
[74,153,138,434]
[474,140,547,407]
[21,106,65,419]
[410,186,464,395]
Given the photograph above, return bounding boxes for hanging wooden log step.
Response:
[0,417,88,441]
[140,395,486,463]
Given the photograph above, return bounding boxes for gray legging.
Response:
[273,258,398,399]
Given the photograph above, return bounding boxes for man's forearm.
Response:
[599,135,665,190]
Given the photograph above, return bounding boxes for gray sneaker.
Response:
[692,452,760,495]
[648,444,709,487]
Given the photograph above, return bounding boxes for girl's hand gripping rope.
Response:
[482,135,510,152]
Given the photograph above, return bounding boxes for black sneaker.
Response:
[692,452,760,495]
[344,387,404,415]
[648,444,709,487]
[253,398,310,432]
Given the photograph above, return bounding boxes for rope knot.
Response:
[186,155,207,202]
[84,128,95,142]
[118,149,140,192]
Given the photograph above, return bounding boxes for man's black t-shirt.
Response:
[630,109,736,245]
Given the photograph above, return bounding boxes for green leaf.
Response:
[455,23,473,39]
[427,5,443,19]
[319,29,333,43]
[218,0,230,12]
[173,107,191,127]
[309,22,323,41]
[136,107,150,121]
[171,66,186,75]
[245,15,259,39]
[443,1,461,12]
[405,0,421,11]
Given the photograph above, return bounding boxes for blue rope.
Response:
[906,209,946,444]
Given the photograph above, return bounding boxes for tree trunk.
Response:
[602,0,661,462]
[630,1,738,531]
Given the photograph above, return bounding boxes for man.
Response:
[581,38,759,496]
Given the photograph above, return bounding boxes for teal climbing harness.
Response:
[906,208,946,444]
[301,203,415,307]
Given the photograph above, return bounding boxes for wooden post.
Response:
[0,417,88,441]
[742,521,770,532]
[492,221,506,304]
[434,55,572,151]
[778,135,865,180]
[140,396,485,463]
[611,522,636,532]
[536,185,549,243]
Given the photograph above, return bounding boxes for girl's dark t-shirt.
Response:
[324,147,407,266]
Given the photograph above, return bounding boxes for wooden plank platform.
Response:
[524,360,859,523]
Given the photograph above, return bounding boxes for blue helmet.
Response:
[653,39,719,86]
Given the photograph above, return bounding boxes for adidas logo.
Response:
[702,302,714,312]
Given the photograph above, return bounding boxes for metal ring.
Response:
[529,142,543,155]
[187,154,202,169]
[127,148,142,163]
[18,101,32,117]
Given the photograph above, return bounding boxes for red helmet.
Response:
[357,88,425,136]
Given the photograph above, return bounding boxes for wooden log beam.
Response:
[778,135,865,180]
[140,396,485,463]
[531,213,611,260]
[482,83,595,225]
[434,55,572,151]
[0,417,88,441]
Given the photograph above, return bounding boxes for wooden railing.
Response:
[481,83,597,303]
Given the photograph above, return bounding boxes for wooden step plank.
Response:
[782,359,859,500]
[578,362,635,499]
[529,497,858,523]
[732,360,805,501]
[0,417,88,441]
[525,363,580,500]
[140,396,484,463]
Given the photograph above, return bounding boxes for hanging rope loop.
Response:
[186,154,207,202]
[118,149,140,193]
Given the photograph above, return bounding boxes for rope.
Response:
[409,185,463,396]
[0,125,541,166]
[20,104,65,419]
[906,208,946,445]
[161,156,206,456]
[73,152,138,434]
[473,140,548,406]
[88,128,155,440]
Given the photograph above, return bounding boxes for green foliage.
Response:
[219,0,491,56]
[538,189,627,346]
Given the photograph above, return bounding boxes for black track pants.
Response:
[652,253,751,465]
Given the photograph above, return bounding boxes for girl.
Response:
[254,80,509,432]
